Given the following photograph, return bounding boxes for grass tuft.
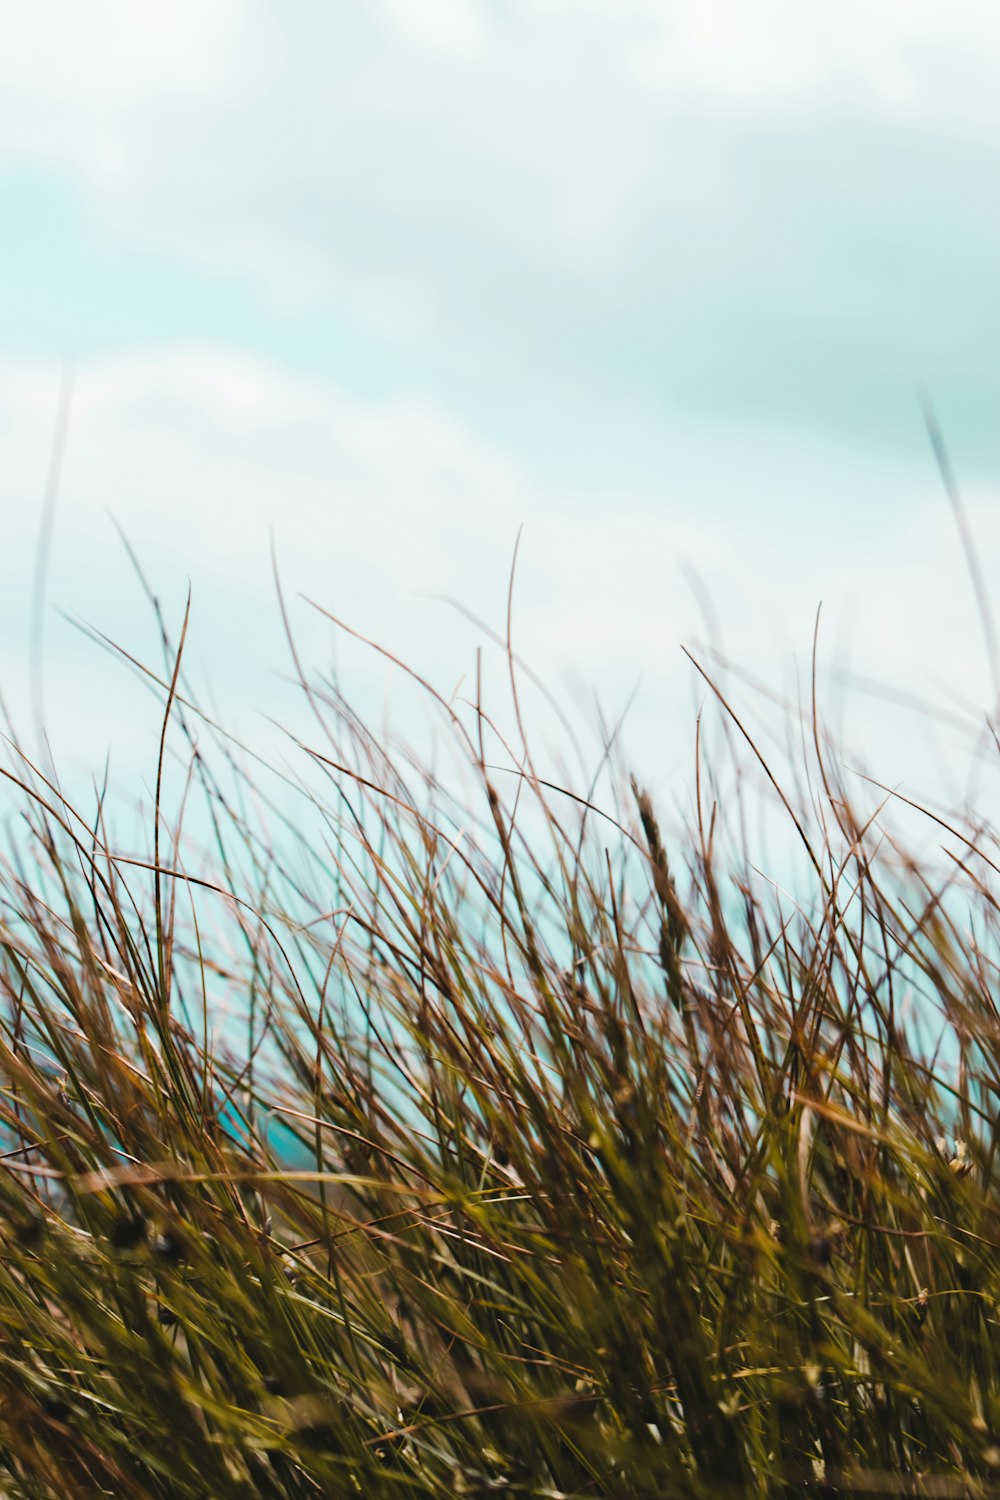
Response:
[0,604,998,1497]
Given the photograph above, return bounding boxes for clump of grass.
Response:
[1,598,1000,1499]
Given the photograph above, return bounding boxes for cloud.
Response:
[560,0,1000,117]
[0,0,269,192]
[375,0,1000,119]
[1,0,994,479]
[2,7,998,826]
[1,346,995,817]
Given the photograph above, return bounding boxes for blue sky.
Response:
[2,0,1000,829]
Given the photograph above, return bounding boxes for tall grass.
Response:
[1,593,1000,1498]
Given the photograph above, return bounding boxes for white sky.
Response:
[2,0,999,838]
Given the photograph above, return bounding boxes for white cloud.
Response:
[4,1,997,243]
[2,0,998,477]
[0,346,994,817]
[373,0,493,58]
[0,3,996,878]
[0,0,270,192]
[520,0,1000,116]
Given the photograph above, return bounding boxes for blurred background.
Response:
[2,0,999,832]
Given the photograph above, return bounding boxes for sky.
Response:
[2,1,1000,844]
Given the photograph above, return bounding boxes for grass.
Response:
[1,590,1000,1498]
